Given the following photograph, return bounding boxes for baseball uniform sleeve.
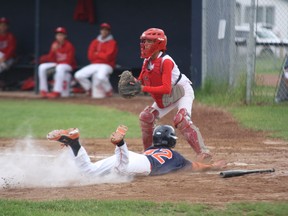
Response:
[3,33,16,60]
[64,43,76,66]
[47,42,57,62]
[94,40,117,61]
[87,39,97,62]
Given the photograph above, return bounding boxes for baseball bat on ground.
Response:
[220,168,275,178]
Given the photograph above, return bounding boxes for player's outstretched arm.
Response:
[191,160,227,172]
[110,125,128,146]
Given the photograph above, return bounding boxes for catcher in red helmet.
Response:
[118,28,212,162]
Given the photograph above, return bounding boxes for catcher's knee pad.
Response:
[173,108,191,129]
[139,106,159,125]
[139,106,159,149]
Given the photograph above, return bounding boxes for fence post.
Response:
[34,0,40,94]
[201,0,207,89]
[229,1,236,87]
[246,0,256,104]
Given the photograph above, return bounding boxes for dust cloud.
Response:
[0,136,132,189]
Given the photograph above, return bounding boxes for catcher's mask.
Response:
[140,28,167,59]
[152,125,177,148]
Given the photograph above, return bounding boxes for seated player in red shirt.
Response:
[38,27,77,98]
[47,125,226,177]
[74,23,118,97]
[136,28,212,162]
[0,17,16,88]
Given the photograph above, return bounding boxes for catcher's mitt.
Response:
[118,70,141,99]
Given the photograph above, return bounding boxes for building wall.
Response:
[0,0,200,86]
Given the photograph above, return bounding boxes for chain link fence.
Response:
[202,0,288,104]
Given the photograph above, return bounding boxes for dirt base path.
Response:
[0,93,287,203]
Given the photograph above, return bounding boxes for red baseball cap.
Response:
[0,17,9,24]
[100,23,111,30]
[55,27,67,34]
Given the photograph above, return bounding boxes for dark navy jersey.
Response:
[144,146,191,176]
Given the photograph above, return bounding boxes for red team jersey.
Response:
[144,146,191,175]
[138,53,184,108]
[47,40,77,69]
[0,32,16,60]
[88,36,118,68]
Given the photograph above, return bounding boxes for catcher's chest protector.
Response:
[142,57,163,87]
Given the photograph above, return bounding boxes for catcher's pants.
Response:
[74,63,113,92]
[152,79,195,118]
[38,62,72,93]
[74,143,151,177]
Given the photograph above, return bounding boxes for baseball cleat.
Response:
[110,125,128,145]
[47,128,80,145]
[40,90,48,98]
[46,91,61,99]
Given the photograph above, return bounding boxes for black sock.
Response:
[59,136,81,156]
[117,139,125,147]
[69,139,81,156]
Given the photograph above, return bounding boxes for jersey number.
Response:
[144,149,173,164]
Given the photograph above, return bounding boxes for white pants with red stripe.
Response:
[74,143,151,177]
[38,62,72,93]
[74,63,113,92]
[152,79,195,118]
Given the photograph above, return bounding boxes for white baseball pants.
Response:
[0,52,14,73]
[152,79,195,118]
[74,143,151,177]
[74,64,113,92]
[38,63,72,93]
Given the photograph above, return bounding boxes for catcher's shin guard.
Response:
[174,109,211,158]
[139,106,159,150]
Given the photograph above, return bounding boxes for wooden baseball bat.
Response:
[220,168,275,178]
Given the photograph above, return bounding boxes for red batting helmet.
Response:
[55,27,67,34]
[140,28,167,58]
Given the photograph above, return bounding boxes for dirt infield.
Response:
[0,93,288,204]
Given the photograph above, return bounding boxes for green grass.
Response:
[0,99,140,138]
[230,104,288,140]
[252,85,277,104]
[196,78,246,106]
[196,78,288,140]
[255,57,283,74]
[0,200,288,216]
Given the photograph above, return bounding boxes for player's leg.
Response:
[47,128,117,177]
[174,83,212,162]
[74,64,97,91]
[0,58,14,73]
[92,64,113,93]
[38,62,56,95]
[50,64,72,97]
[0,62,6,73]
[139,102,182,150]
[137,101,181,151]
[111,125,151,176]
[139,106,160,150]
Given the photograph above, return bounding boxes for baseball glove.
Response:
[118,70,141,99]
